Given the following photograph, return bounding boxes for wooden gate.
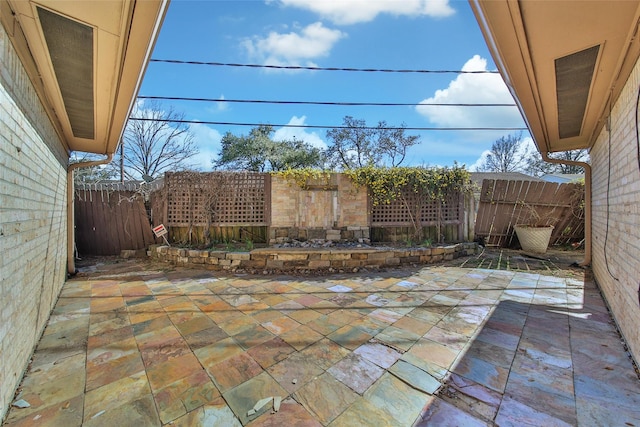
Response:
[475,179,584,247]
[75,183,156,255]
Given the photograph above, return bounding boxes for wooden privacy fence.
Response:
[475,179,585,248]
[74,182,156,255]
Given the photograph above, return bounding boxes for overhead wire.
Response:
[149,59,501,74]
[143,59,520,131]
[137,95,516,108]
[127,116,527,131]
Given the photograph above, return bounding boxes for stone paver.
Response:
[3,260,640,426]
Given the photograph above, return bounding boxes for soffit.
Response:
[470,0,640,153]
[1,0,168,155]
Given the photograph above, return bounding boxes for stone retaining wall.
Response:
[149,242,479,272]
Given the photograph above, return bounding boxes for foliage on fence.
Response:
[147,168,473,246]
[345,165,471,241]
[344,165,471,205]
[271,168,333,190]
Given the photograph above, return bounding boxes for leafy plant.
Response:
[345,164,471,241]
[272,168,332,189]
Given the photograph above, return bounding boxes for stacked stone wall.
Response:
[150,243,478,272]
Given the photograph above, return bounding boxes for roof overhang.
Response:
[0,0,168,155]
[470,0,640,153]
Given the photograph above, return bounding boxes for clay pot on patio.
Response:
[514,224,554,254]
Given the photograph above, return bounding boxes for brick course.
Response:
[590,53,640,363]
[0,23,68,420]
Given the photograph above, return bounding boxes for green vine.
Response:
[271,168,332,189]
[344,164,471,205]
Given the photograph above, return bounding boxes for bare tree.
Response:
[326,116,419,169]
[477,132,526,173]
[69,152,117,183]
[120,101,199,179]
[525,149,589,176]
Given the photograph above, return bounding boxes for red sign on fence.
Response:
[152,224,168,238]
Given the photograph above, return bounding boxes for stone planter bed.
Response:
[149,242,479,273]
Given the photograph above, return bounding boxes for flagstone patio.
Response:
[3,256,640,426]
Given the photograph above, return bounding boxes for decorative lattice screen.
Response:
[164,172,267,226]
[372,190,462,226]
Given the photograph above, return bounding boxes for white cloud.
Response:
[216,94,228,112]
[276,0,455,24]
[242,22,345,66]
[415,55,525,134]
[273,116,327,149]
[468,149,492,172]
[189,123,223,170]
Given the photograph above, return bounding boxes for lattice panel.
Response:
[372,190,462,226]
[436,192,462,222]
[165,172,267,226]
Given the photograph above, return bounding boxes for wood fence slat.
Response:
[475,180,495,244]
[504,180,526,246]
[475,179,584,249]
[74,186,155,256]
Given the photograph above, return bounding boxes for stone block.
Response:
[367,251,393,260]
[431,247,445,255]
[344,259,364,268]
[277,253,309,261]
[385,257,401,266]
[308,260,331,269]
[226,253,250,261]
[240,259,267,268]
[266,260,284,269]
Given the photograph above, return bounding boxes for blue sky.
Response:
[138,0,530,171]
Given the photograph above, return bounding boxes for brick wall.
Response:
[590,55,640,363]
[0,24,68,420]
[270,174,368,228]
[269,174,369,243]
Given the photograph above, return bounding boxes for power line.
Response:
[149,59,501,74]
[128,117,527,131]
[137,95,516,107]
